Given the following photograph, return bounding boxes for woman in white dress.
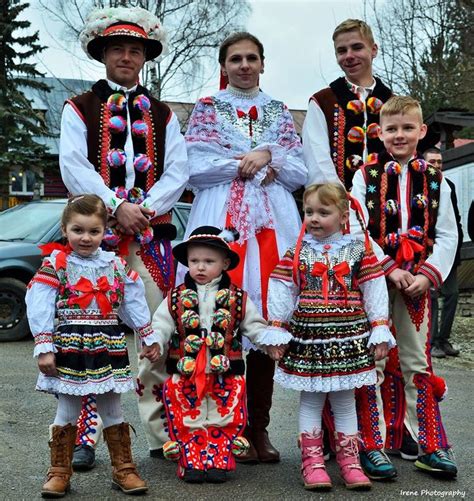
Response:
[181,32,308,463]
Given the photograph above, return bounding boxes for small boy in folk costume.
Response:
[151,226,273,483]
[351,96,458,478]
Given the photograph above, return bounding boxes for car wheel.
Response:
[0,277,30,341]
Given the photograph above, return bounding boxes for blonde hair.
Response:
[61,194,108,228]
[332,19,375,45]
[380,96,423,123]
[303,183,349,214]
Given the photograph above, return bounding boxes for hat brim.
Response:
[173,239,240,271]
[87,36,163,62]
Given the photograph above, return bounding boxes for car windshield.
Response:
[0,202,64,242]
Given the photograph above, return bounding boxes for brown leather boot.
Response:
[41,423,77,498]
[245,350,280,463]
[103,422,148,494]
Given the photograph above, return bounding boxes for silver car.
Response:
[0,199,191,341]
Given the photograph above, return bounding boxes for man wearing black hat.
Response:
[59,6,189,467]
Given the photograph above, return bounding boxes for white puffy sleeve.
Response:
[25,259,60,357]
[116,260,158,346]
[150,295,176,355]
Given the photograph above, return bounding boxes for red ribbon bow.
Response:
[311,261,350,304]
[236,105,258,121]
[70,276,113,316]
[38,243,72,271]
[395,235,424,265]
[190,341,208,400]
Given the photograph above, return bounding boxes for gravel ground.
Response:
[1,317,472,500]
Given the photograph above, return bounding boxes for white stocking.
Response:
[298,391,327,434]
[95,392,124,429]
[54,394,82,426]
[328,389,358,435]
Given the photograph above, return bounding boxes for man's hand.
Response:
[38,352,57,376]
[371,342,389,361]
[115,202,153,235]
[388,268,415,290]
[266,344,288,361]
[235,150,271,179]
[140,343,160,363]
[404,274,431,298]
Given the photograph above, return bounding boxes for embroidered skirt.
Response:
[275,291,376,393]
[36,313,134,396]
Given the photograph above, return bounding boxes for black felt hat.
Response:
[173,226,240,270]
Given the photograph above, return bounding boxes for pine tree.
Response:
[0,0,51,208]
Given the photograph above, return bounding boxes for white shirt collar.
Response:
[345,77,376,97]
[106,78,138,94]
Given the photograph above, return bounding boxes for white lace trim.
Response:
[254,327,292,346]
[33,344,58,358]
[226,85,260,99]
[274,367,377,393]
[367,326,396,349]
[36,373,135,396]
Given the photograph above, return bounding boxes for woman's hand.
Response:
[235,150,271,179]
[38,352,58,376]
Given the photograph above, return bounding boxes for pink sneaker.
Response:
[299,430,332,490]
[334,431,371,490]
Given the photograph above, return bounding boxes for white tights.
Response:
[54,392,123,429]
[299,389,358,435]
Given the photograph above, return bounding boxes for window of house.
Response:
[10,169,40,196]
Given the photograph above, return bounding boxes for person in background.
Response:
[424,147,462,358]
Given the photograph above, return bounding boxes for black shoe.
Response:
[206,468,227,483]
[399,431,418,461]
[431,345,446,358]
[72,444,96,471]
[442,342,460,357]
[150,447,164,458]
[183,469,205,483]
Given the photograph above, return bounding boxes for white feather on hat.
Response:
[80,6,168,62]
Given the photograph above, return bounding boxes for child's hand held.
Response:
[38,352,57,376]
[140,343,160,363]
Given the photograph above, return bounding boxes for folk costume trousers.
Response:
[357,289,450,454]
[163,374,246,477]
[127,241,170,451]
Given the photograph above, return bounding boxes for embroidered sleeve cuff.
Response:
[33,333,57,357]
[381,257,398,276]
[137,323,159,346]
[367,325,396,349]
[418,263,442,289]
[253,326,293,346]
[108,196,126,216]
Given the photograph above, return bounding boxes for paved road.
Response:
[1,336,471,500]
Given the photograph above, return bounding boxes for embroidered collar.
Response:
[226,84,260,99]
[305,231,345,245]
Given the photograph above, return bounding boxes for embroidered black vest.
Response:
[363,151,442,271]
[167,273,247,375]
[68,80,170,192]
[312,77,392,190]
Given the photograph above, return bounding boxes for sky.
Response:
[24,0,365,110]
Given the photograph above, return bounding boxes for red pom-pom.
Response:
[429,373,447,401]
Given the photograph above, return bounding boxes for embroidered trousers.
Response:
[357,289,450,454]
[127,241,170,450]
[163,374,246,477]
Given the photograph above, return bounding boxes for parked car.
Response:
[0,199,191,341]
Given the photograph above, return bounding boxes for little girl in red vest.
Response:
[152,225,271,483]
[26,194,159,497]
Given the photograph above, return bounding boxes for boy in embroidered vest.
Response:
[151,226,275,483]
[303,19,392,190]
[351,96,458,478]
[59,6,189,465]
